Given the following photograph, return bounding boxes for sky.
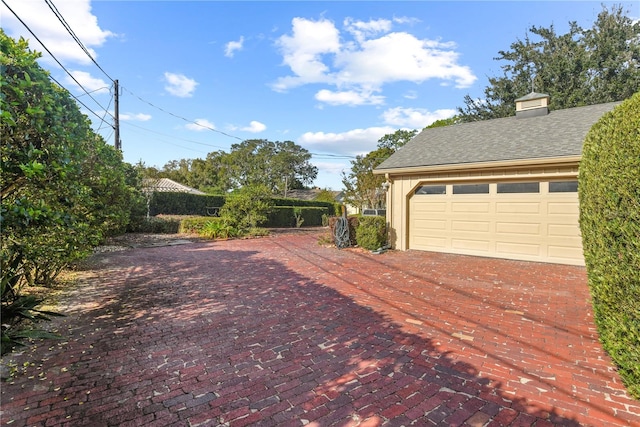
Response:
[2,0,638,191]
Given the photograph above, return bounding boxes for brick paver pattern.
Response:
[1,231,639,427]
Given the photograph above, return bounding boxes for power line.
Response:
[121,86,243,141]
[43,0,114,83]
[1,0,114,121]
[122,121,230,150]
[48,74,114,129]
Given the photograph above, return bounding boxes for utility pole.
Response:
[114,79,121,151]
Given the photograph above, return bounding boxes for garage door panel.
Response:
[496,202,540,214]
[452,202,490,213]
[414,218,447,230]
[548,245,583,261]
[413,201,447,213]
[548,223,580,237]
[452,220,491,232]
[496,222,540,235]
[412,235,448,249]
[452,238,491,252]
[548,202,579,215]
[496,241,541,256]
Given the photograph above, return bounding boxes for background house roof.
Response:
[284,188,340,201]
[142,178,206,195]
[376,102,619,171]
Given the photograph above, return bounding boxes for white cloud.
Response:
[272,17,341,91]
[164,72,198,98]
[343,17,392,43]
[312,160,350,176]
[120,112,152,122]
[273,16,477,103]
[0,0,115,65]
[299,126,396,156]
[186,118,215,131]
[382,107,457,128]
[315,89,384,106]
[65,70,109,94]
[240,121,266,133]
[225,36,244,58]
[403,91,418,100]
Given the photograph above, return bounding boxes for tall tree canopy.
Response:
[342,129,417,210]
[142,139,317,195]
[458,4,640,121]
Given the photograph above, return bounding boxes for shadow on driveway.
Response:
[1,232,638,427]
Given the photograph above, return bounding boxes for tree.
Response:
[425,116,462,129]
[458,5,640,121]
[341,129,417,210]
[224,139,317,195]
[376,129,418,151]
[1,30,138,352]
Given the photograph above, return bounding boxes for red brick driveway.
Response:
[1,230,638,426]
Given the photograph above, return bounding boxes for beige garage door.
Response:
[409,181,584,265]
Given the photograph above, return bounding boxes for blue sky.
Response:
[2,1,637,190]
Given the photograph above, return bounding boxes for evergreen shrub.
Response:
[579,92,640,398]
[355,216,387,250]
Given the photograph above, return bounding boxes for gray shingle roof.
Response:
[376,102,619,171]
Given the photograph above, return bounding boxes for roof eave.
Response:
[374,155,582,176]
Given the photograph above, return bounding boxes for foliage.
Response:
[458,5,640,121]
[425,116,462,128]
[128,216,182,234]
[198,219,238,240]
[342,129,417,211]
[219,185,274,233]
[178,216,215,234]
[579,91,640,398]
[314,189,338,203]
[355,216,387,251]
[225,139,318,195]
[293,207,305,228]
[376,129,419,151]
[267,206,328,227]
[1,31,138,351]
[138,139,318,196]
[146,192,225,217]
[1,293,63,356]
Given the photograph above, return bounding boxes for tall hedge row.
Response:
[148,192,225,216]
[147,192,341,226]
[579,92,640,398]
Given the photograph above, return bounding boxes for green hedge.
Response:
[149,192,225,216]
[579,92,640,399]
[272,197,342,215]
[147,192,341,217]
[267,206,329,227]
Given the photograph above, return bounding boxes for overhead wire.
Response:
[1,0,114,122]
[121,86,244,141]
[48,73,113,128]
[4,0,360,162]
[43,0,114,83]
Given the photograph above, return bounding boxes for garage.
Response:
[409,179,582,265]
[374,94,619,266]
